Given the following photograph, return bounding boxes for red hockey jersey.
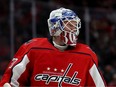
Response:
[0,38,106,87]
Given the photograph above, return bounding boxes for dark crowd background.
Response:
[0,0,116,86]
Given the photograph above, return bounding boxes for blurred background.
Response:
[0,0,116,86]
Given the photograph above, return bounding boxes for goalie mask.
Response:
[48,7,81,46]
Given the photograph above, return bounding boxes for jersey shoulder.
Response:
[75,43,98,65]
[23,38,52,48]
[75,43,95,54]
[14,38,54,57]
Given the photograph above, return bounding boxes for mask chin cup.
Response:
[60,31,77,46]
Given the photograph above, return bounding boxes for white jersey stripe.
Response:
[89,64,105,87]
[10,54,30,87]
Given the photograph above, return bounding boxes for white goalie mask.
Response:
[48,7,81,46]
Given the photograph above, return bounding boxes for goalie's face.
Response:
[59,20,80,46]
[63,20,77,33]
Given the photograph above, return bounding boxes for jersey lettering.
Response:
[35,63,81,86]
